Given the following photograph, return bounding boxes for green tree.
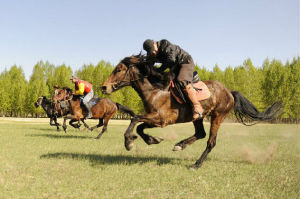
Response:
[210,64,224,83]
[195,66,212,81]
[6,66,27,117]
[286,57,300,118]
[52,64,73,90]
[224,66,235,90]
[261,59,290,118]
[0,69,10,116]
[24,62,50,116]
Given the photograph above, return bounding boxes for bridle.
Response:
[53,89,72,103]
[112,63,147,91]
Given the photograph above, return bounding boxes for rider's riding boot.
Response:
[185,84,204,120]
[85,103,93,119]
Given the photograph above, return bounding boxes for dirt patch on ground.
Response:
[241,142,277,164]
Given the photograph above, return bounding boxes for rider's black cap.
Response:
[143,39,155,54]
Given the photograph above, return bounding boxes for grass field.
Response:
[0,118,299,199]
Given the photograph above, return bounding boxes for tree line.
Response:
[0,57,299,122]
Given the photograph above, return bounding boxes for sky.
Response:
[0,0,299,80]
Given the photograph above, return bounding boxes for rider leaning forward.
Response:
[70,76,94,118]
[143,39,203,120]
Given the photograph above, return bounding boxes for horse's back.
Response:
[92,98,118,117]
[202,80,234,112]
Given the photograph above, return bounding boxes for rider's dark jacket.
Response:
[156,39,192,70]
[150,39,195,83]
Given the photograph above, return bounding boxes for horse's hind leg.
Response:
[173,119,206,151]
[136,123,163,145]
[190,113,228,169]
[90,118,103,132]
[95,118,109,139]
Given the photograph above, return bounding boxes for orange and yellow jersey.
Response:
[74,80,92,95]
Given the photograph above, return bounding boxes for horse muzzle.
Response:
[101,84,115,94]
[101,86,108,94]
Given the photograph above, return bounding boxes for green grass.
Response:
[0,118,299,199]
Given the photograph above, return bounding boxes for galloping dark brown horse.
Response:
[35,96,61,131]
[53,87,136,139]
[101,54,281,169]
[35,95,79,131]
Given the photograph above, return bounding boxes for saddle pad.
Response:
[90,97,101,107]
[193,81,211,101]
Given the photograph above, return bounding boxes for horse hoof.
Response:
[125,141,134,151]
[189,165,198,170]
[173,145,183,151]
[132,135,138,140]
[155,137,164,143]
[95,134,102,139]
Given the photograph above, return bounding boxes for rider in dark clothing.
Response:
[143,39,203,120]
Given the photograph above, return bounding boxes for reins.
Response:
[113,64,148,90]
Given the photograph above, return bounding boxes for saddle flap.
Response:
[60,101,67,109]
[192,81,211,101]
[89,97,101,107]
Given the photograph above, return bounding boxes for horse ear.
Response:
[66,88,73,94]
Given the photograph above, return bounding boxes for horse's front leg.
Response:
[81,119,90,129]
[124,117,140,151]
[136,123,164,145]
[62,116,74,133]
[125,113,163,150]
[54,116,60,131]
[62,117,68,133]
[49,117,60,131]
[69,119,81,129]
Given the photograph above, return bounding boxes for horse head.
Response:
[34,96,47,108]
[53,87,73,102]
[102,54,167,94]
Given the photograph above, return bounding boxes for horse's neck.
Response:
[132,79,154,98]
[41,100,52,115]
[132,79,168,111]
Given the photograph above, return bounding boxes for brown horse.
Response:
[53,87,135,139]
[101,54,281,169]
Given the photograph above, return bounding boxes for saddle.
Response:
[79,96,102,108]
[169,71,211,104]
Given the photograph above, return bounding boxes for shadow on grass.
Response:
[31,126,82,132]
[40,152,182,166]
[26,133,93,139]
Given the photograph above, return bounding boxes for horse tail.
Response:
[231,91,282,125]
[116,103,136,117]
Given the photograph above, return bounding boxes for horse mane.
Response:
[40,96,52,105]
[121,54,170,89]
[62,87,73,93]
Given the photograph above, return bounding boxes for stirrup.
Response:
[87,112,93,119]
[193,112,203,120]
